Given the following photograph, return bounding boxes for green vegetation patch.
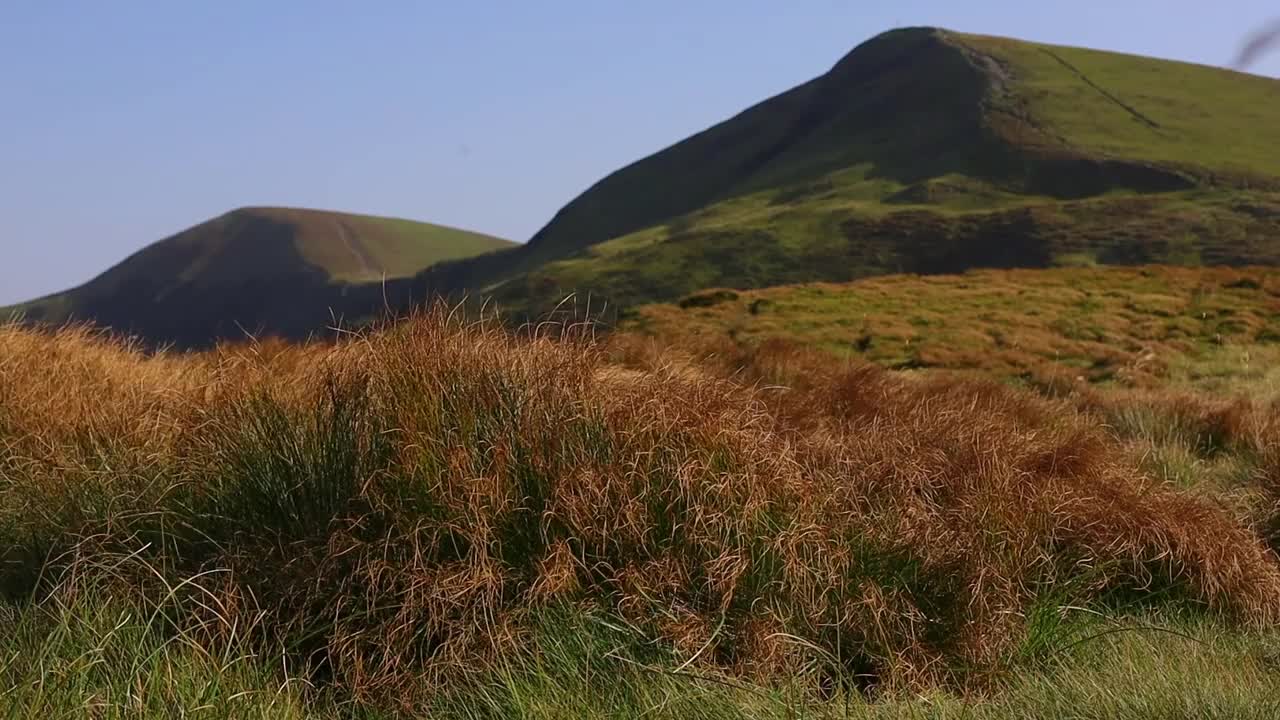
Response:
[627,265,1280,388]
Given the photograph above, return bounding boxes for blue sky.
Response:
[2,1,1278,304]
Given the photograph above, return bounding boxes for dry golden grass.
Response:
[3,311,1280,706]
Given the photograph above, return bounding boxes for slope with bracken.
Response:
[413,27,1280,319]
[4,206,513,348]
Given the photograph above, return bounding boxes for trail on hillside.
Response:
[1038,48,1162,130]
[333,219,382,278]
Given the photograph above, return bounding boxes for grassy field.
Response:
[626,265,1280,388]
[4,306,1280,716]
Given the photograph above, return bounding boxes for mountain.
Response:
[3,207,512,348]
[411,27,1280,319]
[13,27,1280,348]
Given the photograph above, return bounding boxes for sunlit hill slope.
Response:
[413,27,1280,319]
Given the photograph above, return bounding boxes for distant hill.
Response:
[3,207,512,348]
[412,27,1280,319]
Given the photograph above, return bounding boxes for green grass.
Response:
[6,594,1280,718]
[967,32,1280,178]
[626,265,1280,388]
[293,211,513,283]
[415,607,1280,719]
[0,592,314,718]
[984,615,1280,719]
[355,216,512,280]
[486,190,1280,320]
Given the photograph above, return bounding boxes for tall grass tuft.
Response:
[3,309,1280,710]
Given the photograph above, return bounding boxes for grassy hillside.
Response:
[626,265,1280,389]
[280,209,513,283]
[14,28,1280,345]
[412,27,1280,319]
[4,311,1280,715]
[968,32,1280,178]
[3,206,512,348]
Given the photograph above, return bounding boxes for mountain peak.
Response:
[409,28,1280,320]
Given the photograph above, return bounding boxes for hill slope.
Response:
[412,27,1280,318]
[4,207,512,348]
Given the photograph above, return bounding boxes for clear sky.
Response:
[3,1,1278,304]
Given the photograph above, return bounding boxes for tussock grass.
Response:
[3,311,1280,713]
